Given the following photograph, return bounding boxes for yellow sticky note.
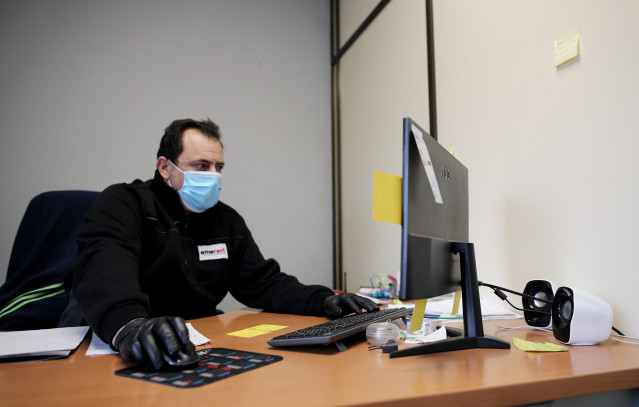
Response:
[373,170,402,225]
[513,337,568,352]
[409,299,428,333]
[452,290,462,315]
[554,28,580,67]
[226,324,288,338]
[442,142,457,157]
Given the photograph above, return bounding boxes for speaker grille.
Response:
[523,280,554,328]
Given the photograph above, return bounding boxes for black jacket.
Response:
[72,172,334,344]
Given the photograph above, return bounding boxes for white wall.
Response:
[338,0,430,292]
[433,0,639,337]
[0,0,333,310]
[337,0,639,337]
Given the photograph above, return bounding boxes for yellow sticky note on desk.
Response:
[373,170,402,225]
[513,337,568,352]
[226,324,288,338]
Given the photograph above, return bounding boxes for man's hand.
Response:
[113,316,194,370]
[323,293,379,317]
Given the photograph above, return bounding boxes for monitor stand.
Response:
[389,242,510,358]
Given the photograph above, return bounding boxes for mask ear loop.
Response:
[166,159,183,189]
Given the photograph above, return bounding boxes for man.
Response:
[71,118,377,369]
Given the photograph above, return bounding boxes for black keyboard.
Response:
[268,307,411,351]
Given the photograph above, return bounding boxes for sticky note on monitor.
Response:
[409,299,428,333]
[372,170,402,225]
[452,290,462,315]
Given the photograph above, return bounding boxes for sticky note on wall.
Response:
[554,28,580,67]
[372,170,402,225]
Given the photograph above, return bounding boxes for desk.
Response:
[2,310,639,406]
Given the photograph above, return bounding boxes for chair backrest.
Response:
[0,190,99,330]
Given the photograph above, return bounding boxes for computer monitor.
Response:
[391,118,509,358]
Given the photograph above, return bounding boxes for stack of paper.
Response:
[388,297,522,321]
[86,323,210,356]
[0,326,89,363]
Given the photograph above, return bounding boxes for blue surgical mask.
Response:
[168,160,222,213]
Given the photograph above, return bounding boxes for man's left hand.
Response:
[323,293,379,317]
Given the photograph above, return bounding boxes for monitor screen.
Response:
[391,117,510,358]
[398,118,468,301]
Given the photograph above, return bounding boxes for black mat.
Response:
[115,347,283,388]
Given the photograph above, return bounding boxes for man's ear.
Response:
[157,156,171,181]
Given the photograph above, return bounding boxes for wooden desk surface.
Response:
[2,310,639,407]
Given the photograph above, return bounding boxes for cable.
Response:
[610,335,639,345]
[479,281,551,315]
[495,324,552,333]
[368,339,399,353]
[502,298,551,315]
[478,281,553,304]
[612,332,636,339]
[496,325,639,346]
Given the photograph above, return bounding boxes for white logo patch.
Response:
[198,243,228,261]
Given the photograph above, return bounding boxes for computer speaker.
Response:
[522,279,556,328]
[551,286,613,345]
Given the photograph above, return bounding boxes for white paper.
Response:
[186,323,210,346]
[85,322,210,356]
[0,326,89,359]
[86,333,117,356]
[411,124,443,204]
[387,297,522,320]
[405,324,448,344]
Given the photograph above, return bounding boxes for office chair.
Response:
[0,190,99,330]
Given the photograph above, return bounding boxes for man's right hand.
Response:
[113,316,194,370]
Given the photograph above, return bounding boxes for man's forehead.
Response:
[181,132,223,156]
[180,151,224,164]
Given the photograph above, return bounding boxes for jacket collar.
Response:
[151,170,186,221]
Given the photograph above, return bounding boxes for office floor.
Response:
[550,388,639,406]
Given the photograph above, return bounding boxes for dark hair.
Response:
[156,118,223,162]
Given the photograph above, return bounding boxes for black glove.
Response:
[113,316,194,370]
[323,293,379,317]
